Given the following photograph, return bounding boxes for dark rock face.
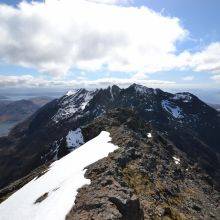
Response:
[66,109,219,219]
[0,84,219,219]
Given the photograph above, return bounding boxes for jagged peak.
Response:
[108,84,121,91]
[65,90,76,96]
[65,88,93,98]
[107,85,121,99]
[129,83,142,88]
[128,83,155,94]
[65,88,87,96]
[76,88,88,94]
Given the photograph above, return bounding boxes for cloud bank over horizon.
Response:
[0,74,175,89]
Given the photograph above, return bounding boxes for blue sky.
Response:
[0,0,220,100]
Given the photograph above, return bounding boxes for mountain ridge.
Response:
[0,107,219,219]
[0,84,219,219]
[0,84,219,189]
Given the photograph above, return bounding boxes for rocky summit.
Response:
[0,84,219,220]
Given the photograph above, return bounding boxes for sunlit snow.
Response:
[162,100,184,119]
[173,156,180,165]
[65,90,76,96]
[172,93,192,103]
[66,128,84,150]
[134,84,154,94]
[52,89,95,123]
[0,131,118,220]
[147,133,152,138]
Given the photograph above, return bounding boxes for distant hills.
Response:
[0,95,8,100]
[0,97,52,136]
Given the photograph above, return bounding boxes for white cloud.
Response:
[0,0,187,76]
[0,0,219,78]
[0,75,175,88]
[211,74,220,83]
[0,75,52,87]
[182,75,194,81]
[86,0,131,4]
[190,42,220,74]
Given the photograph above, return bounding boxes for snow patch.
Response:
[147,133,152,138]
[173,156,180,165]
[66,128,84,150]
[65,90,76,96]
[162,100,184,119]
[52,89,96,123]
[133,84,154,95]
[109,86,114,100]
[81,92,93,110]
[0,131,118,220]
[173,93,192,103]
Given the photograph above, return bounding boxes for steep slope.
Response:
[0,131,118,220]
[66,109,220,219]
[0,109,219,219]
[0,84,219,191]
